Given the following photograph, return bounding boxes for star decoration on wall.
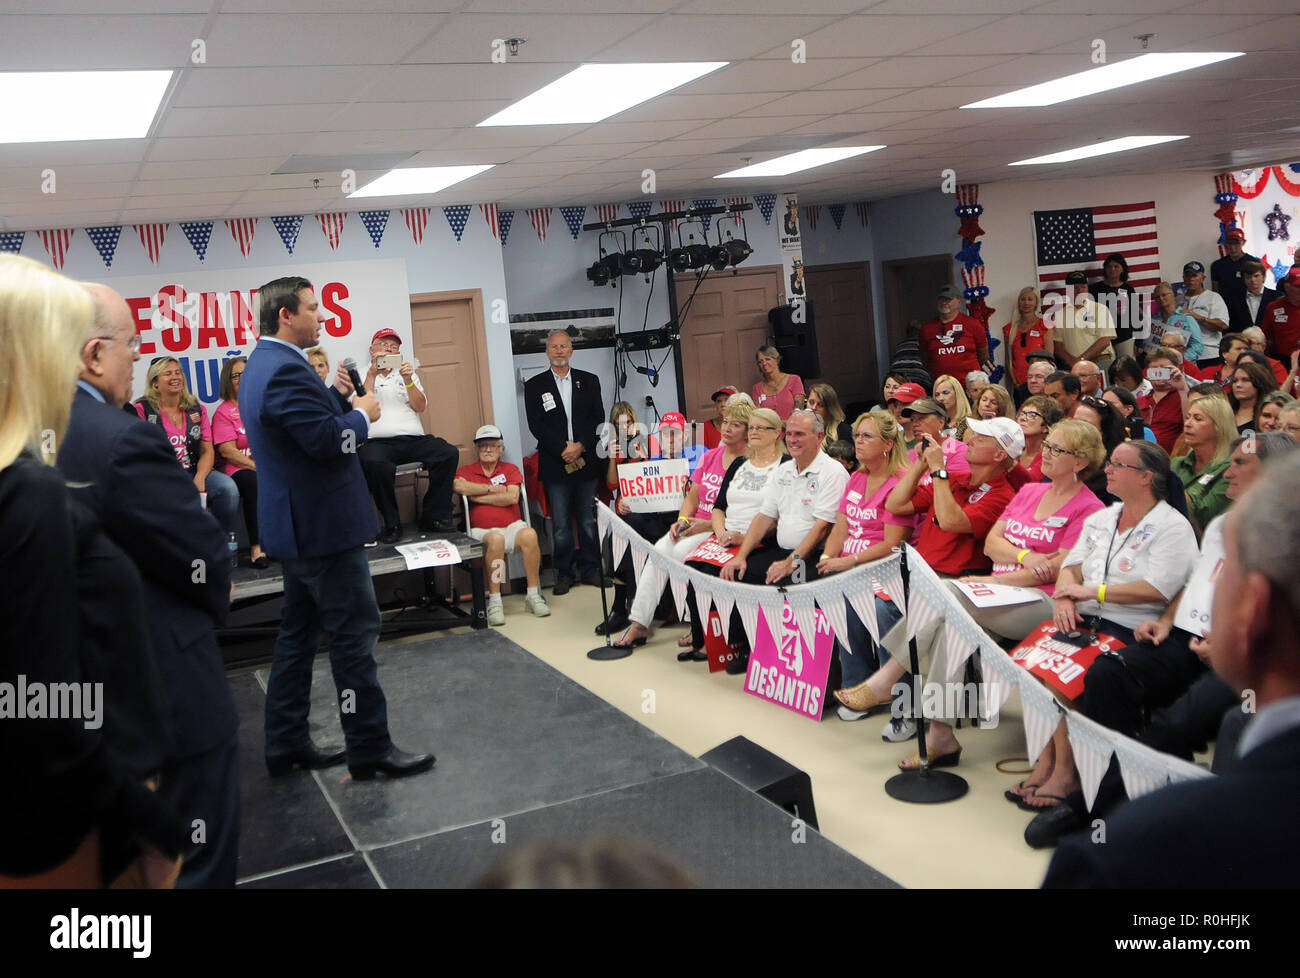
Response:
[1264,203,1291,241]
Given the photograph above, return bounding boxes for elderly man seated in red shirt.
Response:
[454,424,550,627]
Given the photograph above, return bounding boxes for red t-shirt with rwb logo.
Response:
[1261,298,1300,359]
[910,471,1015,575]
[921,313,988,379]
[457,461,523,530]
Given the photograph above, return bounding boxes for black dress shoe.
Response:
[250,554,271,570]
[581,574,613,588]
[421,519,459,534]
[377,525,402,545]
[552,578,573,596]
[677,648,708,662]
[1024,801,1087,849]
[725,650,750,675]
[594,610,630,635]
[348,747,436,781]
[266,742,347,777]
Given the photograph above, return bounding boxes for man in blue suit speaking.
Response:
[240,276,434,781]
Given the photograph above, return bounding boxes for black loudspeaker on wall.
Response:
[768,301,819,379]
[701,735,819,830]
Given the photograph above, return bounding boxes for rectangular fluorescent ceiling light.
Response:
[349,165,495,198]
[478,62,727,126]
[962,52,1243,109]
[1,70,172,143]
[1009,135,1187,166]
[715,146,885,178]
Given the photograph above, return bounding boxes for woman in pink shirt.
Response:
[134,356,240,535]
[615,398,754,652]
[751,344,805,420]
[818,410,914,718]
[212,357,267,568]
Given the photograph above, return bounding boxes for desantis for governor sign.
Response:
[616,458,689,513]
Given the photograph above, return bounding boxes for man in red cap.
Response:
[884,381,926,423]
[357,327,459,544]
[1261,268,1300,362]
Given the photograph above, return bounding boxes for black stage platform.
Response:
[234,630,897,889]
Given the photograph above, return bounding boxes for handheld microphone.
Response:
[342,357,366,396]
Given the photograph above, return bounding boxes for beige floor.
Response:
[389,584,1062,888]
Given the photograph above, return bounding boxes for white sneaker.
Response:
[487,602,505,626]
[837,705,871,722]
[524,593,551,617]
[881,716,917,743]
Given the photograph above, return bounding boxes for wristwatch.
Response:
[935,468,950,480]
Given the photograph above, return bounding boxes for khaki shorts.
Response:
[469,520,530,552]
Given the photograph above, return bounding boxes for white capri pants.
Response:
[627,529,710,628]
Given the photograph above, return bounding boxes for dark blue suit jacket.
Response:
[1044,726,1300,887]
[58,387,237,760]
[239,337,377,558]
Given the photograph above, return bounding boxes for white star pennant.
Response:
[789,591,819,657]
[630,544,648,580]
[669,573,690,620]
[0,231,25,254]
[595,505,610,545]
[272,215,303,254]
[1114,740,1172,801]
[443,205,472,242]
[1067,712,1116,812]
[559,206,587,239]
[846,583,881,645]
[1019,679,1061,767]
[754,193,777,225]
[736,596,761,653]
[181,221,214,262]
[819,595,850,654]
[610,529,629,571]
[359,210,389,248]
[711,587,736,644]
[626,201,652,220]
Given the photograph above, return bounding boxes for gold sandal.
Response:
[833,681,887,712]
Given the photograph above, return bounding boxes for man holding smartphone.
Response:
[357,328,460,545]
[1137,347,1191,455]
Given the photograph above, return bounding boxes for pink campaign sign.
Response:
[743,604,831,721]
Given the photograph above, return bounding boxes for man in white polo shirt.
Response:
[357,328,460,545]
[720,408,849,674]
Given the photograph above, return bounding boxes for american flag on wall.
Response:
[403,207,431,245]
[226,218,256,257]
[317,212,347,250]
[526,207,551,242]
[1033,201,1161,296]
[135,223,168,263]
[480,203,500,238]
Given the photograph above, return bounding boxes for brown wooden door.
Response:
[401,290,493,523]
[883,254,953,353]
[804,261,876,405]
[675,265,782,420]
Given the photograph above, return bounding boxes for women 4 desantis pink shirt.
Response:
[689,444,731,519]
[135,401,212,471]
[989,482,1104,596]
[211,400,251,477]
[837,470,912,556]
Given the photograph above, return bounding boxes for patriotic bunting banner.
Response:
[317,212,346,250]
[134,224,168,264]
[803,205,820,232]
[827,204,846,230]
[224,219,255,258]
[0,231,24,254]
[725,196,748,213]
[271,215,303,254]
[559,206,587,239]
[179,221,214,262]
[626,201,653,220]
[594,203,619,224]
[444,205,472,242]
[593,501,1214,794]
[402,207,431,245]
[499,209,515,246]
[358,210,390,249]
[691,198,717,232]
[480,203,500,239]
[855,202,869,227]
[754,193,777,225]
[526,207,551,242]
[86,226,122,268]
[40,229,74,269]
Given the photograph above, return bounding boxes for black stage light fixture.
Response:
[684,243,713,269]
[586,252,621,286]
[715,212,753,271]
[667,247,691,272]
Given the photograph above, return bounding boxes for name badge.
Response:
[491,474,507,485]
[1198,472,1216,486]
[1044,516,1068,528]
[542,392,556,411]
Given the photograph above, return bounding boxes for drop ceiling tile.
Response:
[204,13,450,66]
[172,67,381,107]
[0,15,205,69]
[403,13,655,64]
[597,14,841,61]
[157,105,342,138]
[756,15,1003,59]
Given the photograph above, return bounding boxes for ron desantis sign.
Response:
[100,259,412,410]
[744,603,832,721]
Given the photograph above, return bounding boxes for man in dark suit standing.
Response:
[1045,452,1300,887]
[58,283,240,888]
[524,329,605,595]
[1225,259,1280,330]
[240,276,434,781]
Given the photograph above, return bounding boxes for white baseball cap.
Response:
[966,417,1025,458]
[473,424,503,442]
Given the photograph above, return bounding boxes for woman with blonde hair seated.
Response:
[974,383,1015,421]
[135,356,240,533]
[1171,394,1235,536]
[806,382,853,447]
[932,373,973,439]
[0,254,179,888]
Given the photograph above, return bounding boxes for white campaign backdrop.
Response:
[100,258,413,410]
